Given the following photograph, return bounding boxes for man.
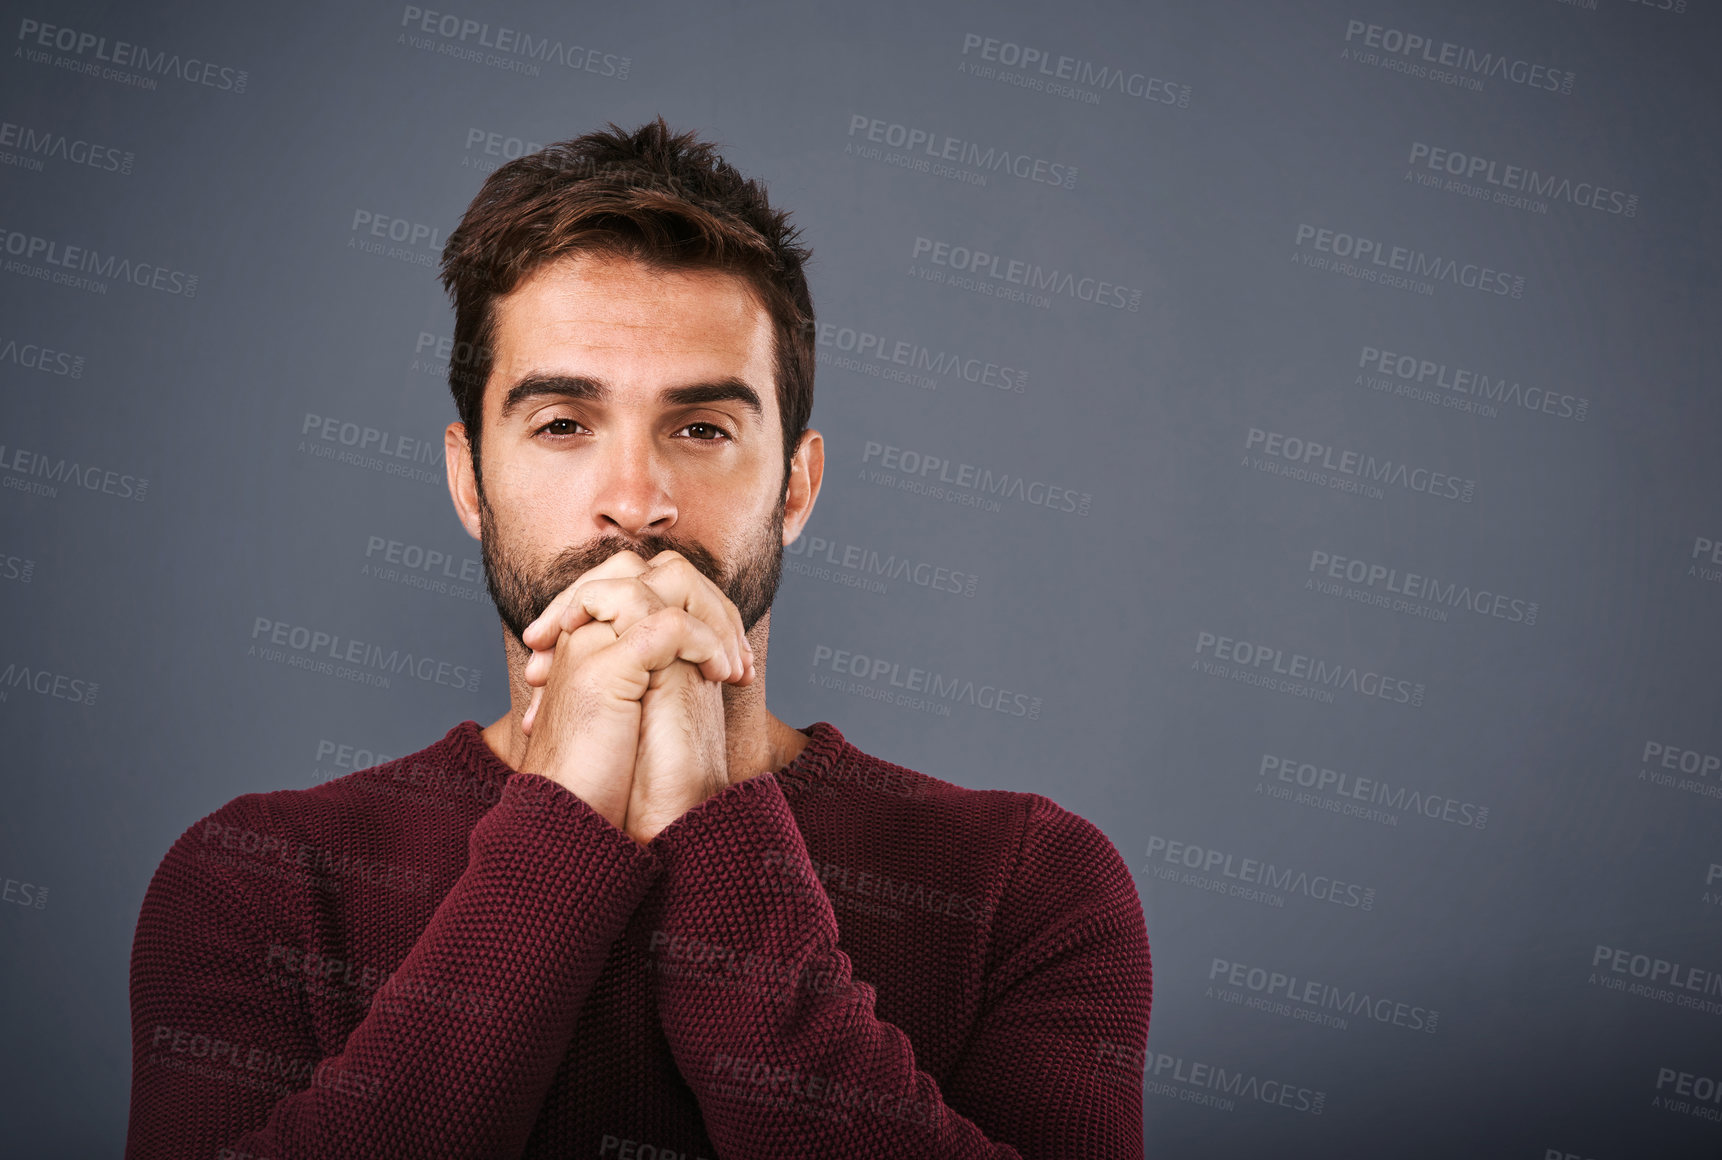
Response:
[126,117,1151,1158]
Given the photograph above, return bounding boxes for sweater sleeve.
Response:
[125,772,660,1160]
[639,775,1153,1158]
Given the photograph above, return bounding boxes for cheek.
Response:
[492,453,587,515]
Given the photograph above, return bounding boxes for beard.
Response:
[477,482,786,654]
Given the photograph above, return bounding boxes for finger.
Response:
[527,617,636,734]
[523,578,640,678]
[556,575,667,641]
[522,684,543,736]
[618,606,733,684]
[522,549,650,649]
[522,549,647,649]
[635,551,750,685]
[525,616,618,686]
[570,631,721,723]
[523,645,553,687]
[642,552,746,671]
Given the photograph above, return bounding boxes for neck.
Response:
[482,609,807,783]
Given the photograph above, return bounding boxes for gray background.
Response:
[3,0,1720,1155]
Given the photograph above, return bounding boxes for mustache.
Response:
[535,531,727,611]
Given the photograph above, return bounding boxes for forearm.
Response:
[127,774,659,1159]
[640,775,1024,1157]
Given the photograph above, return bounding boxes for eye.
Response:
[532,417,587,440]
[677,421,732,442]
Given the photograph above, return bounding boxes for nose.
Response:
[589,429,677,538]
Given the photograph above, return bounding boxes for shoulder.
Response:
[1007,791,1135,895]
[785,722,1028,847]
[144,720,494,913]
[797,722,1137,913]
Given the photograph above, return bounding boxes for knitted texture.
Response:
[126,719,1152,1158]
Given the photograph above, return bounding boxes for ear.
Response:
[445,422,483,540]
[781,427,824,545]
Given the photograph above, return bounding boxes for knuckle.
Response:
[650,553,698,589]
[574,619,617,645]
[621,615,660,652]
[570,656,616,701]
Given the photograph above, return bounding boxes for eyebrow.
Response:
[497,373,764,423]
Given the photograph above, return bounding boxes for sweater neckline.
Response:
[446,716,850,793]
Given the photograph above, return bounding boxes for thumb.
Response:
[522,684,544,736]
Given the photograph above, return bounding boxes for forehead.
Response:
[486,252,776,399]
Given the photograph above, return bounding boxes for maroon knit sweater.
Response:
[126,718,1151,1158]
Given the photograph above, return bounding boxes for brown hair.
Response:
[438,116,815,491]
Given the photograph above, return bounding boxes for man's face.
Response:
[465,252,791,650]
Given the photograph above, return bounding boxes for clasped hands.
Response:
[515,549,757,846]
